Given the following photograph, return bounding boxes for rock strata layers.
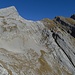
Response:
[0,6,75,75]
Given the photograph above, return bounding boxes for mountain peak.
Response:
[0,6,19,18]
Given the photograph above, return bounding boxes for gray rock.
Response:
[54,16,75,38]
[0,6,74,75]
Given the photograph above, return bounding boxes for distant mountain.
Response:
[0,6,75,75]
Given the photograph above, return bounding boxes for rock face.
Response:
[0,6,75,75]
[71,14,75,20]
[54,16,75,37]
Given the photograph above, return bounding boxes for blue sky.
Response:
[0,0,75,21]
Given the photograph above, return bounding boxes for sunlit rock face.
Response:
[0,6,75,75]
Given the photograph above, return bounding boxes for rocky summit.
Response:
[0,6,75,75]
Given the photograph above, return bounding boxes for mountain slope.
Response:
[0,6,75,75]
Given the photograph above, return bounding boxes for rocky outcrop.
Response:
[0,6,75,75]
[71,14,75,20]
[53,16,75,38]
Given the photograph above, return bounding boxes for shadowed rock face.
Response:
[53,16,75,38]
[0,6,75,75]
[71,14,75,20]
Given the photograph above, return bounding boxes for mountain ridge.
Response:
[0,6,75,75]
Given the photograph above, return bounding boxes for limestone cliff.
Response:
[0,6,75,75]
